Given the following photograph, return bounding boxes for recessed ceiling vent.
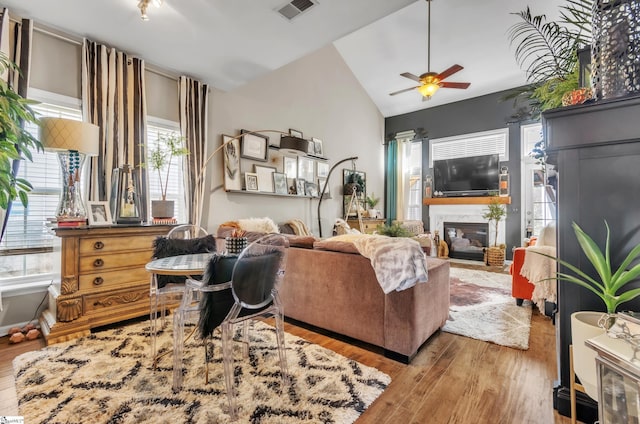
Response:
[277,0,316,21]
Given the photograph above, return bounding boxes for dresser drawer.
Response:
[79,250,153,273]
[83,286,149,314]
[79,234,158,255]
[79,267,150,292]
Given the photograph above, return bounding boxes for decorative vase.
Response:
[151,200,175,219]
[571,311,609,401]
[225,237,247,255]
[591,0,640,100]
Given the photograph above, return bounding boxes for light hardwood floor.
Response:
[1,310,573,423]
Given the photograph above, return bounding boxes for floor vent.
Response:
[277,0,316,21]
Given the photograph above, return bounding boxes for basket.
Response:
[485,246,505,267]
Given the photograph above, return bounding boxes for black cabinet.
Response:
[543,95,640,421]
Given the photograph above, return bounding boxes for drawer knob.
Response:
[93,277,104,285]
[94,241,104,250]
[93,258,104,268]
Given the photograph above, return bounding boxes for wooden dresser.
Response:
[347,218,385,234]
[39,224,173,345]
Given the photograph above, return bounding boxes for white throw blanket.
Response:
[352,235,428,293]
[519,245,557,310]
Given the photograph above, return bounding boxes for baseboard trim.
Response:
[554,385,598,423]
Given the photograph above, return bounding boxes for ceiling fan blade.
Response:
[440,81,471,89]
[389,86,420,96]
[400,72,422,83]
[436,64,463,81]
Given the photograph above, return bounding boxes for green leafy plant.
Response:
[366,192,380,209]
[0,52,42,209]
[506,0,593,117]
[376,222,412,238]
[546,221,640,314]
[146,132,189,200]
[482,197,507,247]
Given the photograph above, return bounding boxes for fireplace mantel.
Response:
[424,196,511,206]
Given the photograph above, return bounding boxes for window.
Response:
[146,118,187,224]
[0,100,81,283]
[520,122,555,237]
[429,128,509,168]
[405,141,422,220]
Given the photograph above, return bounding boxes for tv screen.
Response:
[433,154,500,195]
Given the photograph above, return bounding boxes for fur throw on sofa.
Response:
[237,217,279,233]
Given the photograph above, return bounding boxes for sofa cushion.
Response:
[285,234,317,249]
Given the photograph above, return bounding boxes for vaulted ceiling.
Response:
[2,0,565,117]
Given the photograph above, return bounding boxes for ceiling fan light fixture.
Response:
[138,0,163,21]
[417,82,439,98]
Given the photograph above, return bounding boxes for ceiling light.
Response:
[138,0,163,21]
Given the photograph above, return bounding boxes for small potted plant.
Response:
[147,132,189,219]
[482,197,507,266]
[365,192,380,218]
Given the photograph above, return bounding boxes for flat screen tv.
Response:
[433,154,500,196]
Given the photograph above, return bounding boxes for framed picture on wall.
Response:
[273,172,288,195]
[317,161,329,178]
[244,172,259,191]
[240,130,269,161]
[254,165,276,192]
[311,137,324,157]
[295,178,306,196]
[223,134,242,191]
[297,156,314,182]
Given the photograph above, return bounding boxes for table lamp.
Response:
[39,117,99,223]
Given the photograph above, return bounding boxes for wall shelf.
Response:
[424,196,511,206]
[226,189,329,199]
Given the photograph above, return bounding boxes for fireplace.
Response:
[443,222,488,261]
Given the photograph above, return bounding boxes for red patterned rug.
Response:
[442,267,532,350]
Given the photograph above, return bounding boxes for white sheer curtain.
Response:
[394,130,415,221]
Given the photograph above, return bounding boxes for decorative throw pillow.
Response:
[152,235,216,288]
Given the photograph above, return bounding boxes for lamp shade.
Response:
[40,117,99,156]
[279,135,309,155]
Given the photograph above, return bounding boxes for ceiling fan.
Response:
[389,0,470,100]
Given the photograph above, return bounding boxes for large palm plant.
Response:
[507,0,593,117]
[0,52,42,209]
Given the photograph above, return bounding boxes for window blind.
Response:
[429,128,509,168]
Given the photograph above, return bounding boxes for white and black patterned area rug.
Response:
[13,320,390,423]
[442,267,533,350]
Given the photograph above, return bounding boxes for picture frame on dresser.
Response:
[87,201,112,226]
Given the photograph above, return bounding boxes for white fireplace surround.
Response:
[429,204,505,246]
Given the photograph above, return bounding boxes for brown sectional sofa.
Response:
[217,224,450,363]
[279,247,450,363]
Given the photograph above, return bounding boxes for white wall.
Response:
[203,44,385,236]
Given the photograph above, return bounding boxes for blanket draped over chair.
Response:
[352,235,428,293]
[519,246,557,310]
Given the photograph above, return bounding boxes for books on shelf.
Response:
[151,217,177,225]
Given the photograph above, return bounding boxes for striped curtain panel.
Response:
[81,39,149,221]
[0,11,32,242]
[178,76,209,227]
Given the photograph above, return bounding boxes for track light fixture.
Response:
[137,0,163,21]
